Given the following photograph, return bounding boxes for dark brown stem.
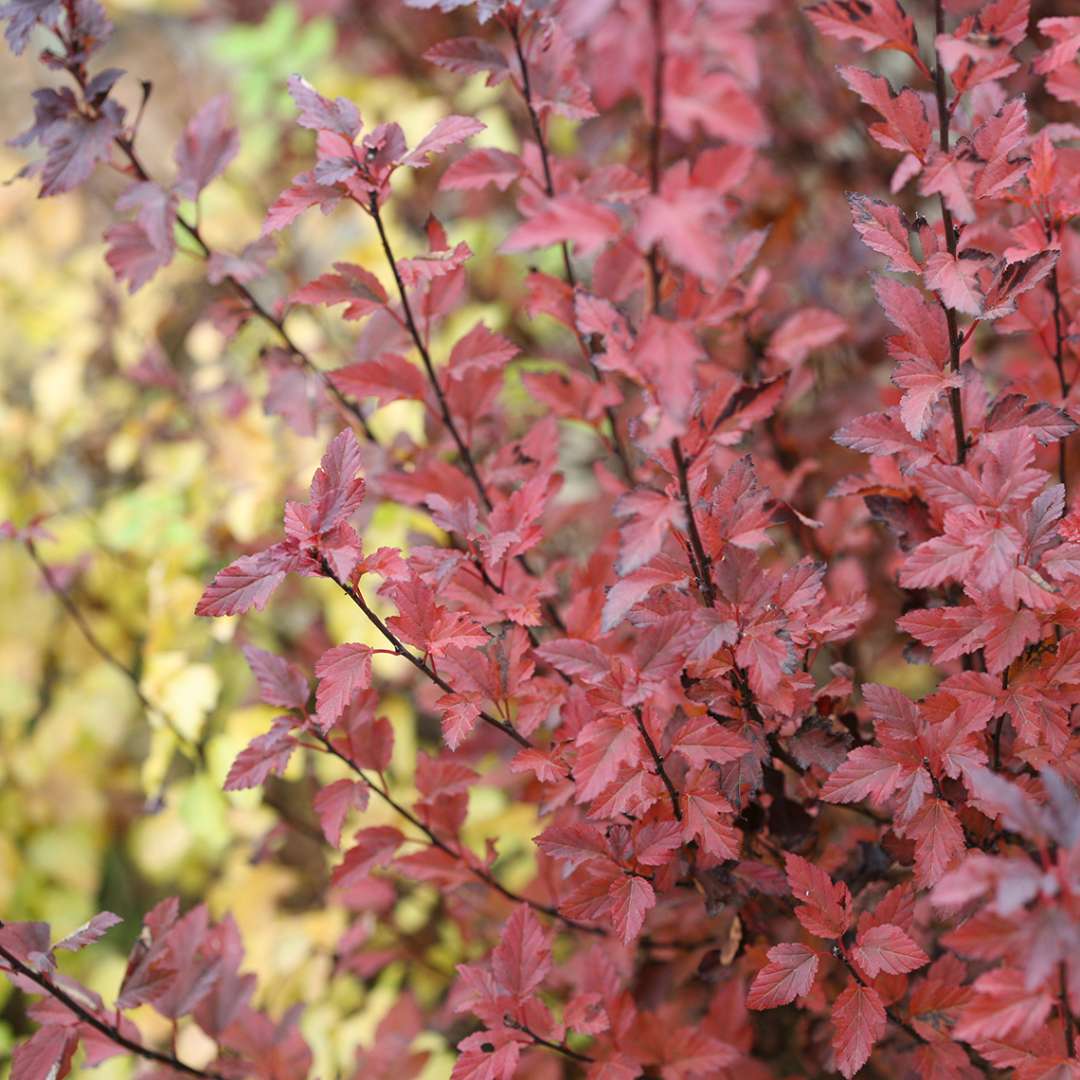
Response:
[0,927,225,1080]
[991,668,1009,772]
[366,192,494,511]
[671,438,716,607]
[316,736,603,935]
[364,194,569,631]
[635,708,682,820]
[1061,961,1076,1058]
[26,540,144,700]
[24,539,204,761]
[505,15,635,483]
[990,713,1006,771]
[1049,264,1069,496]
[506,17,574,289]
[832,944,992,1074]
[102,53,576,645]
[319,558,531,749]
[111,137,376,443]
[504,1016,595,1063]
[646,0,665,306]
[932,0,966,466]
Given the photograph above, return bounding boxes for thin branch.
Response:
[47,33,370,440]
[24,539,203,761]
[635,707,682,821]
[113,93,570,636]
[832,944,993,1075]
[991,669,1009,772]
[366,191,494,511]
[505,17,575,289]
[1061,961,1076,1059]
[671,438,716,606]
[504,14,635,483]
[932,0,967,466]
[315,736,604,936]
[0,927,226,1080]
[111,137,376,443]
[318,557,532,749]
[504,1016,596,1064]
[646,0,665,307]
[82,36,575,645]
[25,541,144,701]
[1049,262,1070,496]
[363,192,569,634]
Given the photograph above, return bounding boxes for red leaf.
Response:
[831,983,887,1079]
[307,428,367,535]
[502,194,621,257]
[851,922,929,978]
[39,106,123,197]
[331,355,426,407]
[423,36,510,83]
[330,826,404,890]
[314,643,373,729]
[175,95,239,199]
[872,276,950,367]
[766,308,846,367]
[440,147,523,191]
[287,74,361,139]
[671,714,750,769]
[682,787,741,860]
[848,193,920,273]
[104,181,178,293]
[447,322,519,379]
[437,693,481,750]
[839,66,932,159]
[893,357,962,439]
[491,906,551,1001]
[608,875,655,944]
[613,488,685,575]
[52,912,122,954]
[898,603,1041,675]
[747,943,820,1009]
[821,745,905,806]
[908,798,965,888]
[834,409,933,459]
[785,852,852,939]
[195,543,301,617]
[806,0,922,66]
[264,351,321,436]
[384,574,488,658]
[923,251,987,316]
[574,716,642,801]
[242,645,309,711]
[452,1032,522,1080]
[401,115,485,167]
[535,822,612,870]
[396,241,472,287]
[953,967,1055,1043]
[223,717,297,791]
[919,149,977,223]
[291,262,388,320]
[313,779,369,848]
[11,1025,78,1080]
[263,170,340,235]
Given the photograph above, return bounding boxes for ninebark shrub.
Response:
[2,0,1079,1077]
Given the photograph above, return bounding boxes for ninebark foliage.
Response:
[2,0,1080,1077]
